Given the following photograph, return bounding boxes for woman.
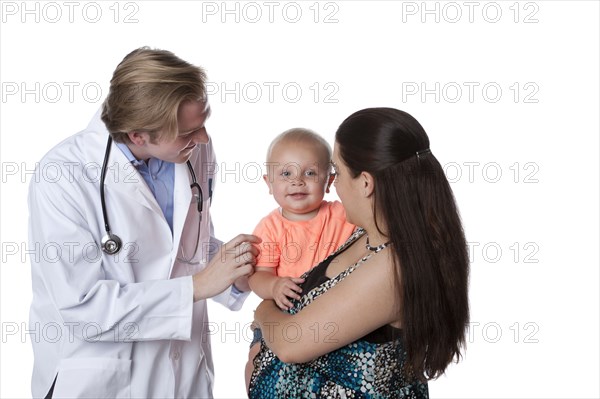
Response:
[248,108,469,398]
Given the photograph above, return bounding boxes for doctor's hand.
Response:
[192,234,260,301]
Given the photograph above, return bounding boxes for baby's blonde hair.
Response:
[266,128,332,171]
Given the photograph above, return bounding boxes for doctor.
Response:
[28,47,259,398]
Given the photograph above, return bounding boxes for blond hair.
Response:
[101,47,207,144]
[266,128,332,174]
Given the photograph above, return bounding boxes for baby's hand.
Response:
[272,277,305,310]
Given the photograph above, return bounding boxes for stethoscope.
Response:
[100,136,203,261]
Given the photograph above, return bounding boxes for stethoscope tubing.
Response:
[100,136,115,236]
[100,136,201,256]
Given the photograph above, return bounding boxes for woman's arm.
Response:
[254,253,399,364]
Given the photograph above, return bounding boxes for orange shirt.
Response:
[252,201,356,278]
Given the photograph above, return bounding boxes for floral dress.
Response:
[248,229,429,399]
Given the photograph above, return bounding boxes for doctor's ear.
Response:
[127,131,149,146]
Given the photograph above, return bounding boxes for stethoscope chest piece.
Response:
[101,233,123,255]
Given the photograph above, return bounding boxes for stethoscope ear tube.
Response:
[100,136,123,254]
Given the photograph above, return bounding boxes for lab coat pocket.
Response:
[52,357,132,398]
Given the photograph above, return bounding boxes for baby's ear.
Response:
[263,174,273,195]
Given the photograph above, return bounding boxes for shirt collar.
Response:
[115,141,146,168]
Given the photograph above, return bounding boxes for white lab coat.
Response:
[28,111,248,398]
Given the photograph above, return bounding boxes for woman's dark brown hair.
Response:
[335,107,469,380]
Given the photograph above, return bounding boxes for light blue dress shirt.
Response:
[115,142,175,233]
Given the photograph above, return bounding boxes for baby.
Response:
[245,128,355,389]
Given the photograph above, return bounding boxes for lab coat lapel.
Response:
[104,140,165,220]
[170,162,193,276]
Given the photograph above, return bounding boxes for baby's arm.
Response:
[249,267,304,310]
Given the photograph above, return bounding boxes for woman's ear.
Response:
[361,171,375,197]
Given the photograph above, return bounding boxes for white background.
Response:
[1,1,599,398]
